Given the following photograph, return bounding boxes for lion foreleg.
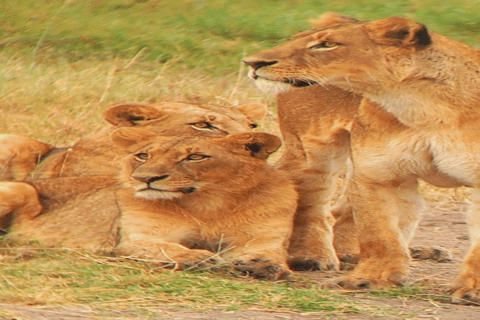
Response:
[333,175,422,289]
[331,171,360,264]
[225,237,292,280]
[0,181,43,231]
[0,134,54,181]
[116,211,223,270]
[282,138,349,271]
[451,188,480,304]
[115,237,222,270]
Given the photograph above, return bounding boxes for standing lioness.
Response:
[244,12,480,302]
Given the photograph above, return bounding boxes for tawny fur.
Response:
[0,101,266,244]
[112,129,297,280]
[275,85,360,270]
[30,101,266,179]
[244,12,480,302]
[0,134,53,180]
[5,129,298,280]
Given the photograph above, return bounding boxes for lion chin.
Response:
[134,189,181,200]
[253,78,293,94]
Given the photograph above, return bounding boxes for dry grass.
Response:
[0,52,279,146]
[0,244,378,318]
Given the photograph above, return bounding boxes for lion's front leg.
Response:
[333,175,422,289]
[281,138,351,272]
[0,181,43,231]
[331,175,360,264]
[222,221,293,280]
[228,246,292,280]
[115,239,222,270]
[450,188,480,304]
[0,134,54,181]
[116,212,223,270]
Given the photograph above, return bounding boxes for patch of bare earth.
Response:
[294,184,480,319]
[2,184,480,319]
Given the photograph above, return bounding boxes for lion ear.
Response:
[366,17,431,48]
[102,103,167,126]
[110,127,157,152]
[234,102,267,122]
[226,132,282,160]
[309,12,359,28]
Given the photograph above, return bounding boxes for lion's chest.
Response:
[356,129,480,188]
[425,129,480,188]
[353,99,480,187]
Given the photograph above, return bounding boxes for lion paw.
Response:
[409,245,452,263]
[449,274,480,304]
[325,272,406,290]
[325,261,408,290]
[288,255,340,272]
[233,258,291,280]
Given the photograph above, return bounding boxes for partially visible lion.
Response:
[242,14,365,270]
[244,12,480,302]
[2,129,297,280]
[0,134,54,180]
[0,101,266,234]
[0,101,265,181]
[275,85,360,270]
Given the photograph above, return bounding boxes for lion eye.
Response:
[250,123,258,129]
[191,122,216,130]
[134,152,150,162]
[310,41,338,50]
[186,154,210,161]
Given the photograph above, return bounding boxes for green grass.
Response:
[1,0,479,145]
[0,244,376,317]
[1,0,479,77]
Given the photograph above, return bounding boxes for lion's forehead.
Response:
[156,103,251,122]
[172,109,251,129]
[291,21,365,41]
[143,139,228,158]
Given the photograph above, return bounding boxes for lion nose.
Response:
[132,174,169,184]
[243,58,278,70]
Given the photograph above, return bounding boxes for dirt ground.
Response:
[2,185,480,319]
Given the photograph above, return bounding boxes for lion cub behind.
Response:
[2,128,297,280]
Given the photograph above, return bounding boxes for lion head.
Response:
[111,127,282,202]
[31,101,267,179]
[110,127,297,280]
[102,101,266,136]
[243,12,434,98]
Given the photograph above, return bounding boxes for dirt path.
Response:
[2,185,480,319]
[293,185,480,319]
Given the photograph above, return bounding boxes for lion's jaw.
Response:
[129,180,197,200]
[247,66,321,94]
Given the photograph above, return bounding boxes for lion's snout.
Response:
[131,173,169,184]
[243,58,278,71]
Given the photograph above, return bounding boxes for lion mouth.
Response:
[133,185,197,200]
[248,69,316,89]
[249,73,317,94]
[284,78,316,88]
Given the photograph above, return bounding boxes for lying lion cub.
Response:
[0,101,265,181]
[0,101,266,241]
[244,12,480,302]
[2,129,297,280]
